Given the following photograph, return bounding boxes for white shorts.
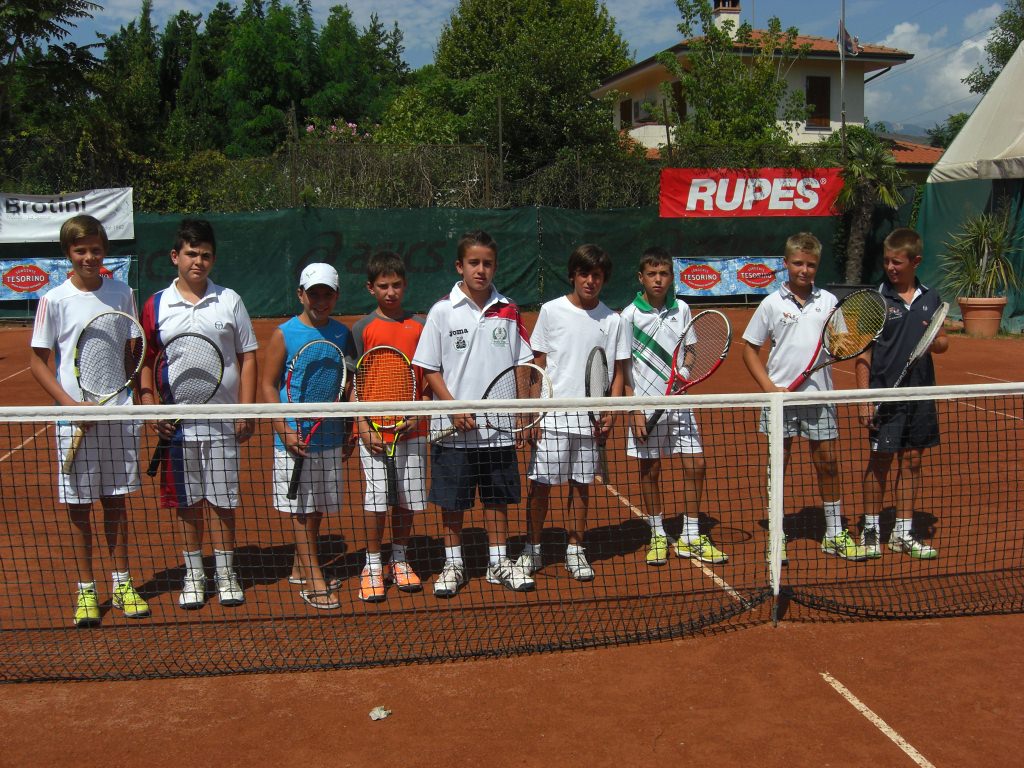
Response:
[759,403,839,442]
[273,447,344,515]
[56,420,140,504]
[627,409,703,459]
[160,439,240,510]
[358,437,427,513]
[528,432,599,485]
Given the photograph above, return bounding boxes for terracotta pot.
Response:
[957,296,1008,338]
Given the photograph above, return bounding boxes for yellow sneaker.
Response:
[112,578,151,618]
[822,530,871,561]
[74,588,100,628]
[675,534,728,564]
[646,533,668,566]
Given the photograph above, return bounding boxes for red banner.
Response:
[660,167,843,218]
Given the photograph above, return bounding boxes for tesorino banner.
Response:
[0,257,131,300]
[0,188,134,243]
[672,257,784,297]
[660,168,843,218]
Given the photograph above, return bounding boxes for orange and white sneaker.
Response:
[358,567,386,603]
[387,561,422,593]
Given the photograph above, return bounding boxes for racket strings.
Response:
[482,365,550,432]
[77,314,143,397]
[823,293,886,358]
[586,356,610,397]
[296,354,346,404]
[355,349,416,429]
[158,336,224,404]
[677,316,730,381]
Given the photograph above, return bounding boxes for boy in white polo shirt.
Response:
[30,214,150,627]
[139,219,259,608]
[413,230,535,597]
[523,244,628,581]
[742,232,869,562]
[623,246,728,568]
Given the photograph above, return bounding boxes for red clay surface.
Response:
[1,310,1022,767]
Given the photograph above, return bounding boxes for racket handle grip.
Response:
[429,425,458,443]
[384,455,399,507]
[146,437,170,477]
[287,456,306,500]
[645,409,665,434]
[61,427,85,475]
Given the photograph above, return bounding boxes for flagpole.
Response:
[840,0,847,162]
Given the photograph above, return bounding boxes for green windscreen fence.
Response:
[2,203,917,318]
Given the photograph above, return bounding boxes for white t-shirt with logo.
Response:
[742,283,837,392]
[530,295,629,435]
[413,282,532,447]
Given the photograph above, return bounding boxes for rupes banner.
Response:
[660,168,843,218]
[673,257,784,297]
[0,188,134,243]
[0,257,131,300]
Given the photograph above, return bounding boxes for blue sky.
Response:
[72,0,1006,133]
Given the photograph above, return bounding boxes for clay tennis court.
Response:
[0,310,1022,767]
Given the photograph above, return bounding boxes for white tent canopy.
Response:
[928,42,1024,183]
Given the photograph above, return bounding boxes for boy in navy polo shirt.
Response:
[412,230,535,597]
[855,228,948,559]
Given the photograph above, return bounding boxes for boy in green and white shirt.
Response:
[621,247,727,567]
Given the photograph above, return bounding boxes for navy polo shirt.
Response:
[869,280,943,389]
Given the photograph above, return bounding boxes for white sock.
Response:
[823,501,843,539]
[647,515,666,536]
[78,581,97,593]
[893,518,912,538]
[444,546,463,566]
[683,517,700,542]
[566,543,583,555]
[523,542,541,557]
[365,551,383,574]
[864,514,880,533]
[488,544,506,564]
[112,570,130,588]
[183,549,204,574]
[214,549,234,574]
[390,543,407,564]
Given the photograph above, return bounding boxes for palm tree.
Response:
[835,128,906,283]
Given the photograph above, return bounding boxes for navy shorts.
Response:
[870,399,940,453]
[428,445,521,511]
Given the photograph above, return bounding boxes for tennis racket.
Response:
[285,339,348,500]
[585,346,612,481]
[645,309,731,432]
[61,310,146,474]
[872,301,949,421]
[354,345,417,507]
[787,289,887,392]
[146,332,225,477]
[429,363,553,442]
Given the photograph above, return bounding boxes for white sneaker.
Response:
[215,569,245,606]
[179,570,207,609]
[516,550,542,575]
[565,550,595,581]
[486,557,535,592]
[433,560,466,598]
[861,526,882,559]
[888,531,938,560]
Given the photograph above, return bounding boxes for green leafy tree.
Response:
[302,4,369,123]
[830,127,907,283]
[927,112,969,149]
[375,66,474,145]
[0,0,99,126]
[157,10,201,119]
[964,0,1024,95]
[658,0,808,164]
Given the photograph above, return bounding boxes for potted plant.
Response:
[940,206,1022,337]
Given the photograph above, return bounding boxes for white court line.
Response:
[0,366,30,385]
[962,401,1023,422]
[821,672,936,768]
[963,372,1013,383]
[598,477,748,605]
[0,425,47,463]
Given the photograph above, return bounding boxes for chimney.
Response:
[712,0,741,38]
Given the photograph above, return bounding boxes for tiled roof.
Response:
[887,138,944,166]
[679,31,912,59]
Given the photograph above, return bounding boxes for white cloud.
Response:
[865,19,987,128]
[964,4,1001,36]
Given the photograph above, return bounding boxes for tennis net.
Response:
[0,382,1020,682]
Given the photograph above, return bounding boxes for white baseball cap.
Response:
[299,262,339,291]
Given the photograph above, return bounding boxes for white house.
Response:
[592,0,913,151]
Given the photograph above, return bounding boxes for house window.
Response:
[671,81,687,122]
[619,98,633,127]
[806,76,831,128]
